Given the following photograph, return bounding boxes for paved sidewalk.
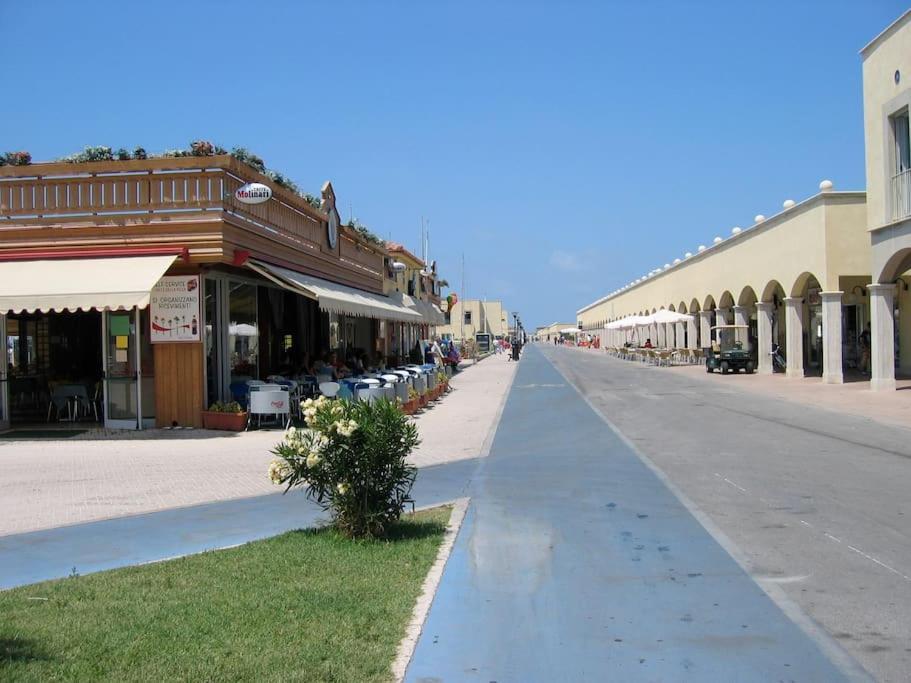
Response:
[569,345,911,430]
[0,457,478,590]
[409,352,517,467]
[0,357,514,537]
[404,345,866,682]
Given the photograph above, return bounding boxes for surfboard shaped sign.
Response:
[234,182,272,204]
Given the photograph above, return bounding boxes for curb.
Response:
[391,497,470,682]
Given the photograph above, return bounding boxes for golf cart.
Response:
[705,325,754,374]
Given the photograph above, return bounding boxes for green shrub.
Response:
[207,400,243,413]
[4,151,32,166]
[270,396,419,539]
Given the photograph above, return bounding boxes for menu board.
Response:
[150,275,201,343]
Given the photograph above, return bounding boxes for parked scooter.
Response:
[771,343,787,372]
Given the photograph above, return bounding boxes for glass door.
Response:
[103,309,141,429]
[0,314,8,431]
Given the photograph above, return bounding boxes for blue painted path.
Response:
[404,345,862,682]
[0,457,477,590]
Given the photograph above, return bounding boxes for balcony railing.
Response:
[892,168,911,221]
[0,155,384,280]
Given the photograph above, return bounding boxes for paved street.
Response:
[405,345,871,682]
[544,344,910,683]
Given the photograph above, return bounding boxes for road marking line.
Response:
[723,477,747,493]
[800,520,813,527]
[824,533,842,544]
[845,544,911,582]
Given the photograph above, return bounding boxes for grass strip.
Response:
[0,506,450,682]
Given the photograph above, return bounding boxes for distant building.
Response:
[438,299,509,341]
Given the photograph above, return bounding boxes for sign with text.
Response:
[150,275,201,343]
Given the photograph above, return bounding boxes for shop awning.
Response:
[247,260,423,323]
[0,255,178,313]
[390,292,447,325]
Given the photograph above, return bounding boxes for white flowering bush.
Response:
[270,396,419,539]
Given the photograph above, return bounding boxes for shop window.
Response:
[892,110,911,220]
[464,311,472,325]
[228,281,258,380]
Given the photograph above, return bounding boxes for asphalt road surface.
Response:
[543,344,911,683]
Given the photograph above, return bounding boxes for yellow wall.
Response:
[577,193,867,326]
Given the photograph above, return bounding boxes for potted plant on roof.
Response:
[202,400,247,431]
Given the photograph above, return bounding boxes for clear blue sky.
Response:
[3,1,907,329]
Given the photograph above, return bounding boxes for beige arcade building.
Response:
[578,10,911,392]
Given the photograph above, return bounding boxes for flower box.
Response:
[202,410,247,431]
[401,399,418,415]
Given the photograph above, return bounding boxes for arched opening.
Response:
[736,286,758,352]
[790,272,824,376]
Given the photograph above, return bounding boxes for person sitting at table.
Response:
[643,338,654,348]
[298,352,317,377]
[330,351,351,379]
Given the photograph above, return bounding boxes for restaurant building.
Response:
[0,153,428,430]
[383,241,446,357]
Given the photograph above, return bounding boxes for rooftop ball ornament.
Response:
[713,236,723,244]
[819,179,834,191]
[698,245,706,252]
[783,199,796,209]
[754,215,766,223]
[685,252,693,258]
[731,226,742,235]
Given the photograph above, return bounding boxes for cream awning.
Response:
[0,255,178,313]
[390,292,446,325]
[248,260,422,323]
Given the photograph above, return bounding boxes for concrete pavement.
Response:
[405,344,865,682]
[545,344,910,682]
[0,355,514,537]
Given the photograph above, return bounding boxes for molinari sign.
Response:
[150,275,201,343]
[234,182,272,204]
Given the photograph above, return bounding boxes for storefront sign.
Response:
[150,276,201,343]
[234,182,272,204]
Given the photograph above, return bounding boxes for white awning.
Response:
[0,255,178,313]
[248,260,422,323]
[390,292,446,325]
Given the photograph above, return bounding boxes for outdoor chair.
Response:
[319,381,340,398]
[657,350,672,367]
[357,386,385,404]
[246,387,291,430]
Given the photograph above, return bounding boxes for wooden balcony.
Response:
[0,155,385,291]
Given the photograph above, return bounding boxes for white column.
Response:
[0,313,7,430]
[784,297,804,378]
[869,284,896,391]
[821,291,843,384]
[699,311,712,349]
[687,315,698,350]
[733,305,750,349]
[756,302,773,375]
[657,322,666,348]
[665,322,675,348]
[676,321,686,349]
[715,307,730,332]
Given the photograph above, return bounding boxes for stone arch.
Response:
[761,279,786,303]
[790,271,822,297]
[718,290,735,309]
[689,298,701,313]
[877,248,911,284]
[668,303,676,312]
[702,294,716,310]
[738,285,758,306]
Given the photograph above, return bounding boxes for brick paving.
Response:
[0,356,516,537]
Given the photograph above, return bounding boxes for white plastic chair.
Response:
[357,386,385,404]
[246,388,291,430]
[319,381,340,398]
